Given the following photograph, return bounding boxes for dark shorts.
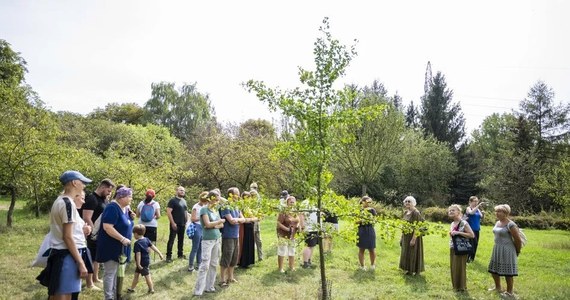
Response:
[144,226,157,243]
[87,239,97,263]
[135,265,150,276]
[305,231,319,247]
[220,238,239,267]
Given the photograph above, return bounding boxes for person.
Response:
[96,187,134,300]
[448,204,475,292]
[279,190,289,207]
[399,196,425,275]
[488,204,522,298]
[238,191,258,268]
[166,186,188,262]
[81,178,115,288]
[188,191,209,272]
[357,196,377,271]
[465,196,484,262]
[193,191,226,296]
[126,224,164,294]
[37,170,93,300]
[322,209,338,253]
[249,186,264,261]
[276,195,302,273]
[219,187,247,287]
[301,199,318,269]
[136,189,161,244]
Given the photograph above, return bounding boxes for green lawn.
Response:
[0,199,569,300]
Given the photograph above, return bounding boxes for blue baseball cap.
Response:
[59,170,92,185]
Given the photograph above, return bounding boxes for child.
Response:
[127,224,164,294]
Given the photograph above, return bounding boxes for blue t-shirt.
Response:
[219,208,240,239]
[466,210,482,231]
[134,237,152,267]
[96,202,133,263]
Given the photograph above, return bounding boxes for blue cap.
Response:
[59,170,92,185]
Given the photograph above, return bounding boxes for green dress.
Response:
[399,209,425,274]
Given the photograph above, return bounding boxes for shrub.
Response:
[422,206,449,223]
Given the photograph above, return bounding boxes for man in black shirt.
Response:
[166,186,188,262]
[81,178,115,288]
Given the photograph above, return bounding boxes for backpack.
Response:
[518,228,528,247]
[140,201,155,222]
[90,215,102,241]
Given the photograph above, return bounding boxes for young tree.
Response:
[245,18,357,299]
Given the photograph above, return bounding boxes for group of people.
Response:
[39,169,523,299]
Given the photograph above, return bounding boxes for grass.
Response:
[1,198,569,300]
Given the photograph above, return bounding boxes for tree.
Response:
[143,82,216,143]
[89,102,145,124]
[245,18,358,299]
[0,40,60,226]
[405,100,420,128]
[519,81,570,142]
[420,71,466,150]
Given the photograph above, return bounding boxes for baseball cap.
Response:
[59,170,92,185]
[146,189,156,198]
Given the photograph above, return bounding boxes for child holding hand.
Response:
[127,224,164,294]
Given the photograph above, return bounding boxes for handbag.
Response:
[452,234,474,255]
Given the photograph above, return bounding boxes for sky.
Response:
[1,0,569,135]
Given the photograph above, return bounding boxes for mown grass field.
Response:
[1,198,569,300]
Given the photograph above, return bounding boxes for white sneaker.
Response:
[359,266,367,271]
[369,265,375,271]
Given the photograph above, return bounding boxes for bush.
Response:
[422,206,449,223]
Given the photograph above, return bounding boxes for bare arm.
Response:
[102,223,131,246]
[201,212,225,229]
[82,210,94,227]
[460,222,475,239]
[135,252,142,269]
[149,244,164,260]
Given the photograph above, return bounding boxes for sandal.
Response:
[229,278,238,283]
[220,281,229,288]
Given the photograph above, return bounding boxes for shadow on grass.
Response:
[259,267,313,286]
[403,273,428,292]
[349,269,376,282]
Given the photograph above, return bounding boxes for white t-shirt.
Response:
[50,195,87,250]
[137,200,160,227]
[191,202,205,224]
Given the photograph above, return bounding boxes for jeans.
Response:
[102,260,119,300]
[166,223,185,258]
[189,223,203,268]
[194,238,221,295]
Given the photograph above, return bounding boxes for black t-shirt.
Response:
[81,191,107,222]
[167,197,188,225]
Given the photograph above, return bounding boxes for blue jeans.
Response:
[189,223,203,268]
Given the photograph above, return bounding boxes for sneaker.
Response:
[178,255,187,259]
[148,289,155,294]
[205,288,217,293]
[126,288,135,293]
[166,257,173,263]
[188,267,194,272]
[279,269,285,273]
[359,266,367,271]
[302,262,310,269]
[369,265,375,271]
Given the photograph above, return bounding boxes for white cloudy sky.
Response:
[1,0,569,135]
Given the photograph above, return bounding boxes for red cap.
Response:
[146,189,156,198]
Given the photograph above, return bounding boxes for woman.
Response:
[193,191,225,296]
[465,196,484,262]
[399,196,425,275]
[239,191,257,268]
[448,204,475,292]
[488,204,522,298]
[38,170,93,299]
[188,191,209,272]
[357,196,377,271]
[276,195,302,273]
[96,187,134,300]
[136,189,161,244]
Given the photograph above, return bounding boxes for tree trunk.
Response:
[7,186,16,227]
[34,183,40,218]
[317,165,329,300]
[361,184,368,197]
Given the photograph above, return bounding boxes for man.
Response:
[219,187,245,286]
[81,178,115,288]
[38,170,93,300]
[166,186,189,262]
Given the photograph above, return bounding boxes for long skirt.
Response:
[239,223,255,268]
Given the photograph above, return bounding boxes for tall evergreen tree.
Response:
[405,100,420,128]
[420,71,466,150]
